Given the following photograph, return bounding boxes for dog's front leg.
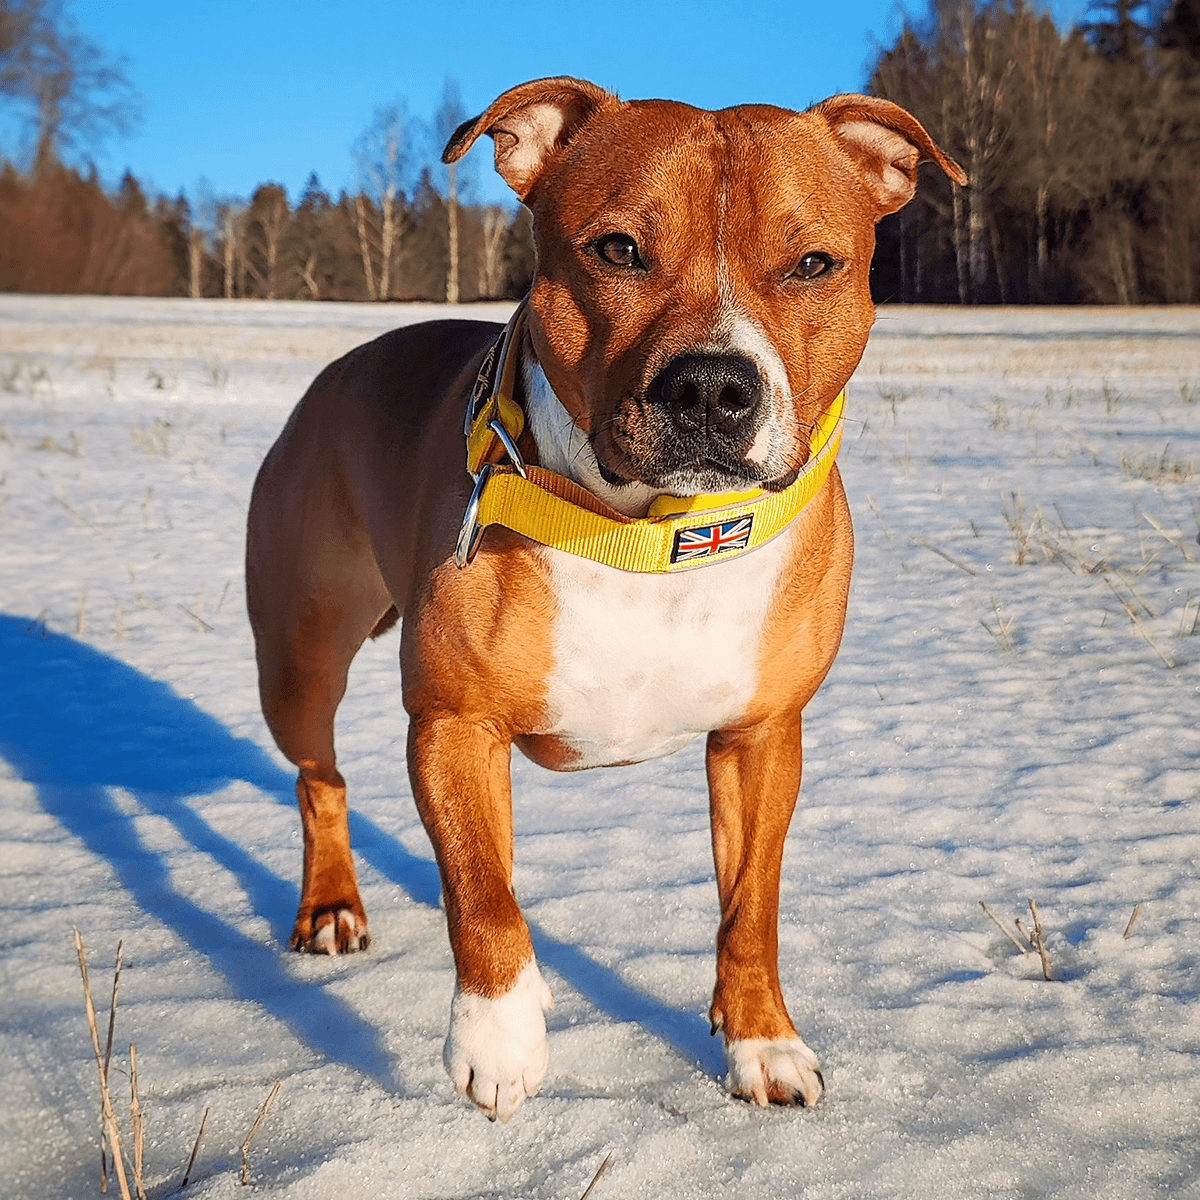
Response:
[707,717,824,1107]
[408,716,553,1122]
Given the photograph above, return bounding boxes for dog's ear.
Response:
[811,94,967,216]
[442,76,618,199]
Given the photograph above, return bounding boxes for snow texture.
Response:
[1,295,1198,1199]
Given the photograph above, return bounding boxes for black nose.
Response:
[652,354,763,436]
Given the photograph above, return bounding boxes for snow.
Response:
[1,294,1198,1199]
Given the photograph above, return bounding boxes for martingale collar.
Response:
[455,299,846,573]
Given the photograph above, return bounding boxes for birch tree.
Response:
[353,103,411,300]
[432,77,467,304]
[217,202,244,299]
[1005,13,1099,294]
[478,206,509,298]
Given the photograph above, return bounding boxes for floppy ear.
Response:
[811,94,967,216]
[442,76,618,200]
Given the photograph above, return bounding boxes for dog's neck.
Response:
[521,353,664,518]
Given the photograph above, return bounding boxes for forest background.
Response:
[1,0,1198,305]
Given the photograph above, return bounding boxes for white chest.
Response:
[536,531,791,768]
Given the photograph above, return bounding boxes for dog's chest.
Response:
[534,532,792,768]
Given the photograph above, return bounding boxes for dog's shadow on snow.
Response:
[0,614,723,1093]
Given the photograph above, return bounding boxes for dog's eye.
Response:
[594,233,644,269]
[793,253,835,281]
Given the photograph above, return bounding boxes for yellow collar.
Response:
[456,300,845,573]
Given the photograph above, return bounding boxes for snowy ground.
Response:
[1,295,1198,1200]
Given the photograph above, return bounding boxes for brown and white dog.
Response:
[246,77,964,1122]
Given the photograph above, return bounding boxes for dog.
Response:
[246,76,965,1122]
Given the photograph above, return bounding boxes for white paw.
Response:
[443,958,554,1122]
[725,1036,824,1107]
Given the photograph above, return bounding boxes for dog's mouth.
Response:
[591,402,802,497]
[594,446,799,495]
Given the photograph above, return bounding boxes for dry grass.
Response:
[74,929,132,1200]
[979,900,1054,981]
[579,1151,615,1200]
[980,595,1016,652]
[177,603,214,633]
[913,535,979,576]
[130,1044,147,1200]
[75,929,287,1193]
[1142,510,1194,556]
[1102,576,1179,668]
[1100,380,1124,413]
[2,356,52,395]
[36,431,81,456]
[1027,900,1054,982]
[1001,491,1041,566]
[241,1081,282,1186]
[1120,446,1195,483]
[180,1108,209,1190]
[203,357,229,389]
[979,901,1029,954]
[1178,593,1200,638]
[1123,904,1143,939]
[992,489,1193,669]
[131,418,172,457]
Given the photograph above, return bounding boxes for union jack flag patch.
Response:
[671,515,754,564]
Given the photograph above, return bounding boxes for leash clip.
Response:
[457,301,531,569]
[456,424,525,569]
[456,463,493,568]
[487,417,527,479]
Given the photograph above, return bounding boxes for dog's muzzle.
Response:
[609,352,771,489]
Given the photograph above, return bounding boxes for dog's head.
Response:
[445,78,964,502]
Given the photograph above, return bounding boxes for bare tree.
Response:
[1005,14,1100,294]
[244,183,288,299]
[352,193,377,299]
[0,0,138,170]
[432,77,468,304]
[292,172,331,300]
[353,103,412,300]
[187,225,203,297]
[478,205,510,298]
[212,201,246,299]
[873,0,1038,301]
[940,0,1015,301]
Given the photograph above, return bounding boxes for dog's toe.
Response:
[292,907,370,955]
[725,1036,824,1108]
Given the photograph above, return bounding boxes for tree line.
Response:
[0,159,536,300]
[868,0,1200,303]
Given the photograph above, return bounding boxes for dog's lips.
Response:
[592,438,797,495]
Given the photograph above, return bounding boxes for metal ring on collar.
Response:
[455,462,493,568]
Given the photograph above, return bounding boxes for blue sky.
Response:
[48,0,910,206]
[33,0,1078,207]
